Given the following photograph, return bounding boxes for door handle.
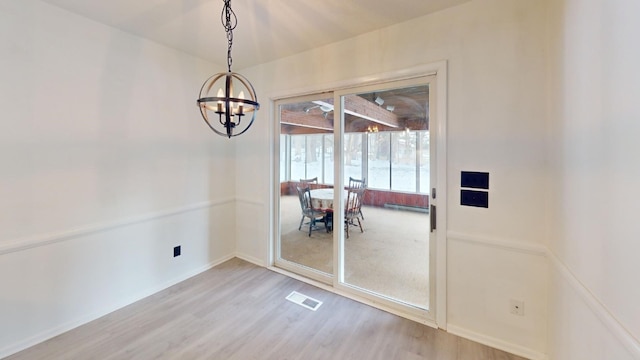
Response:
[430,205,436,232]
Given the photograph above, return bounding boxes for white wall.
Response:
[9,0,639,358]
[0,1,235,356]
[546,0,640,358]
[235,0,548,358]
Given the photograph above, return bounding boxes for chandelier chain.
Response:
[197,0,258,138]
[221,0,237,72]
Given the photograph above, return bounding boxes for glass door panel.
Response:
[368,132,391,190]
[276,94,334,280]
[338,83,432,310]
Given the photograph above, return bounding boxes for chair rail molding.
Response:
[0,199,234,256]
[447,231,548,256]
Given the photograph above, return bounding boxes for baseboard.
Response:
[235,252,266,267]
[0,255,232,359]
[547,251,640,358]
[447,324,548,360]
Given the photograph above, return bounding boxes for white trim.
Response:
[547,250,640,357]
[268,94,277,272]
[0,254,234,359]
[433,60,448,329]
[447,324,548,360]
[269,62,444,102]
[0,199,234,256]
[236,252,267,267]
[234,197,265,206]
[274,257,333,285]
[447,231,548,256]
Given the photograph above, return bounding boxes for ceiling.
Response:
[40,0,468,69]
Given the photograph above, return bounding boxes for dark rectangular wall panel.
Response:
[461,171,490,189]
[460,190,489,208]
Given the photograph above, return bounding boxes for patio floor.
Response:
[279,195,431,309]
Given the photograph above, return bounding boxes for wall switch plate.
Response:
[461,171,490,189]
[460,189,489,208]
[173,245,181,257]
[510,299,524,316]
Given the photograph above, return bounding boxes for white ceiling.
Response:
[40,0,468,69]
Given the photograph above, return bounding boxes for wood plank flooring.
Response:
[7,258,526,360]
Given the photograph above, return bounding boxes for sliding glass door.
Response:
[275,93,335,282]
[275,75,437,320]
[335,79,434,313]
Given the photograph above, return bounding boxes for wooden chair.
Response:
[348,176,365,189]
[344,186,365,238]
[296,185,326,236]
[348,177,366,220]
[299,177,318,188]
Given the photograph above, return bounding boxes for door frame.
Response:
[270,61,448,328]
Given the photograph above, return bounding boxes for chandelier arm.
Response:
[229,114,255,137]
[199,107,227,137]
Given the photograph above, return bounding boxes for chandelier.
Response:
[197,0,260,138]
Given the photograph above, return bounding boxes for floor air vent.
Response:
[286,291,323,311]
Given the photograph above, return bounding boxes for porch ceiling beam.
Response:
[313,96,400,128]
[280,109,333,131]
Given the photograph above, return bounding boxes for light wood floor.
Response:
[7,258,526,360]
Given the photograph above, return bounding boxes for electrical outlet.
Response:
[510,299,524,316]
[173,245,181,257]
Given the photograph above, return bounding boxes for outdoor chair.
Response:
[344,186,365,238]
[296,185,327,236]
[348,177,366,220]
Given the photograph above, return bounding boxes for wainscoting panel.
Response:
[235,198,268,267]
[447,232,548,360]
[546,252,640,360]
[0,201,236,358]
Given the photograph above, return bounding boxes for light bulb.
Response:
[237,91,245,115]
[216,88,224,113]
